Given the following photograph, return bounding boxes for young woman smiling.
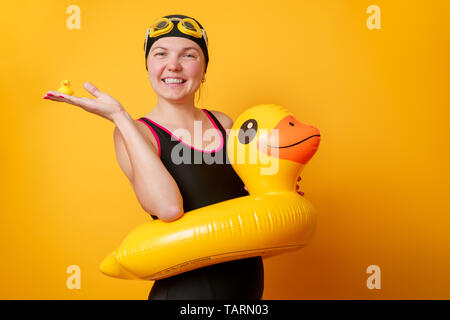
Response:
[43,14,264,300]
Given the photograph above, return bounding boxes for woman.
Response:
[43,14,264,300]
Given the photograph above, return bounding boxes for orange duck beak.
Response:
[257,115,321,165]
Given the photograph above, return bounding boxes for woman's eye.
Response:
[155,53,194,58]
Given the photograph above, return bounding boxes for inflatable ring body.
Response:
[100,104,321,280]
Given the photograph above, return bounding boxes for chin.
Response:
[160,92,193,102]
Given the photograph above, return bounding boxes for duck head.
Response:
[227,104,321,195]
[61,80,71,87]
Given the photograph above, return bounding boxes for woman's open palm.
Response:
[44,82,125,122]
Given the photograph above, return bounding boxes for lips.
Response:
[161,79,187,88]
[161,77,187,83]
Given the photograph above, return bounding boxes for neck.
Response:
[150,96,204,126]
[235,161,304,195]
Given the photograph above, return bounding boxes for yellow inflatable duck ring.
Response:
[57,80,74,95]
[100,104,321,280]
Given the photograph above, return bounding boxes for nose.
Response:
[167,56,182,71]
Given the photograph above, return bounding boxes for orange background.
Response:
[1,0,449,299]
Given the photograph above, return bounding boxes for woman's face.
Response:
[147,37,205,102]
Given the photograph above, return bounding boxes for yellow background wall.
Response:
[1,0,449,299]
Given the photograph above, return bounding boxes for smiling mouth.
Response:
[267,135,320,148]
[161,79,187,84]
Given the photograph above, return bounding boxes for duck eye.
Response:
[238,119,258,144]
[289,122,294,126]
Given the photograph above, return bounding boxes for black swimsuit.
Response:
[137,109,264,300]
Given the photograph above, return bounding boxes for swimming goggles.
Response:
[145,17,208,51]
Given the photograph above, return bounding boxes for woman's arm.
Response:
[112,110,184,222]
[44,82,184,221]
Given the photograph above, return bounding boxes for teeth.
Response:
[163,78,185,83]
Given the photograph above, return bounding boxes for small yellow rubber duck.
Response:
[57,80,74,95]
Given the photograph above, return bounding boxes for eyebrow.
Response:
[151,46,200,53]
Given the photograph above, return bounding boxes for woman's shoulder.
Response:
[133,117,160,152]
[207,109,234,130]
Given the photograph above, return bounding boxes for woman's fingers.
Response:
[83,81,104,98]
[43,92,65,102]
[43,83,122,121]
[44,91,74,103]
[51,91,78,104]
[44,91,95,109]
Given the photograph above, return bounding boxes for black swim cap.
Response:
[144,14,209,74]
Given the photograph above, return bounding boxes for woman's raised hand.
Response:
[43,82,125,122]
